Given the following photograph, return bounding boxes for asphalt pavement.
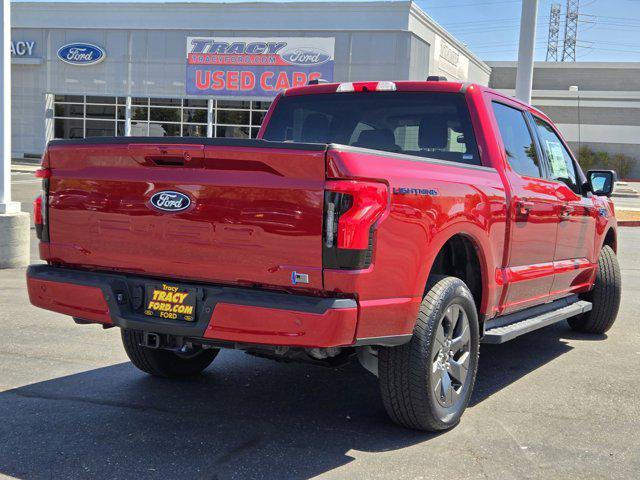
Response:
[0,176,639,479]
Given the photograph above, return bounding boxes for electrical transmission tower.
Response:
[546,4,562,61]
[561,0,580,61]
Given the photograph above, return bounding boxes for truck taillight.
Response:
[323,180,388,269]
[33,195,43,225]
[34,166,50,242]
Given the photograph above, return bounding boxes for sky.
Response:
[419,0,640,61]
[12,0,640,62]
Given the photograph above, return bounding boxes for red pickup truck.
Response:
[27,80,621,431]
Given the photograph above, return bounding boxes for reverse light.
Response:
[323,180,389,269]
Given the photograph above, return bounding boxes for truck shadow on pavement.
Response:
[0,322,601,480]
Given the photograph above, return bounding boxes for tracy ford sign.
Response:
[57,43,106,66]
[10,41,36,57]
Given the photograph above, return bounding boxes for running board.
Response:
[482,297,592,344]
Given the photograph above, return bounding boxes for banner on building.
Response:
[186,37,335,97]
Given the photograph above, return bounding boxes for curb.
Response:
[12,157,41,165]
[612,193,640,198]
[11,165,39,173]
[618,221,640,227]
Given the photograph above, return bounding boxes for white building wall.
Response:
[407,4,490,84]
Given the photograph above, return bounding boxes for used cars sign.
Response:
[57,43,106,66]
[186,37,335,97]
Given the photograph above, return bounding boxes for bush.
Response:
[608,153,634,180]
[596,150,611,168]
[578,146,597,171]
[578,146,610,171]
[577,146,634,179]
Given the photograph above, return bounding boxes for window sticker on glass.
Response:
[545,140,569,178]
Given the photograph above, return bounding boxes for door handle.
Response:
[516,200,534,215]
[560,205,574,218]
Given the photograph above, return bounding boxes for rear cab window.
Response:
[262,92,481,166]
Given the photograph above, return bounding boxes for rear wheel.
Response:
[378,276,479,431]
[568,245,621,334]
[121,329,219,378]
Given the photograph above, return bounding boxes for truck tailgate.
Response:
[45,139,327,291]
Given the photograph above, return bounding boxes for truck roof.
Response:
[284,80,470,97]
[283,80,547,119]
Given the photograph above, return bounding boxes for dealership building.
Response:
[489,61,640,178]
[9,0,491,158]
[11,2,640,177]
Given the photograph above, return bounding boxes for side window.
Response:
[533,117,580,193]
[492,102,542,178]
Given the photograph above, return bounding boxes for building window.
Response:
[54,96,122,139]
[52,95,270,139]
[213,100,264,139]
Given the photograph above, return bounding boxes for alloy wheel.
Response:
[431,303,471,408]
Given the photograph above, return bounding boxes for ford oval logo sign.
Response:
[280,47,331,66]
[57,43,106,66]
[150,191,191,212]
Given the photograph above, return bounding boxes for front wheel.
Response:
[121,329,219,378]
[378,276,480,431]
[568,245,621,334]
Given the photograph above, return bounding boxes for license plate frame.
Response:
[143,283,197,322]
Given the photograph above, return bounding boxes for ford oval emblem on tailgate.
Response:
[150,191,191,212]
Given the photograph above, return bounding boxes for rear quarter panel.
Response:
[325,147,507,338]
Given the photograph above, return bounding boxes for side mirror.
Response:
[587,170,617,197]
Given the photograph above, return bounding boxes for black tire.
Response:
[121,329,219,378]
[378,276,480,431]
[568,245,621,334]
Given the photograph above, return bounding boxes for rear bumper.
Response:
[26,265,359,348]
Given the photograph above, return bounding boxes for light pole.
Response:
[1,0,29,268]
[0,0,17,214]
[515,0,538,104]
[569,85,581,150]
